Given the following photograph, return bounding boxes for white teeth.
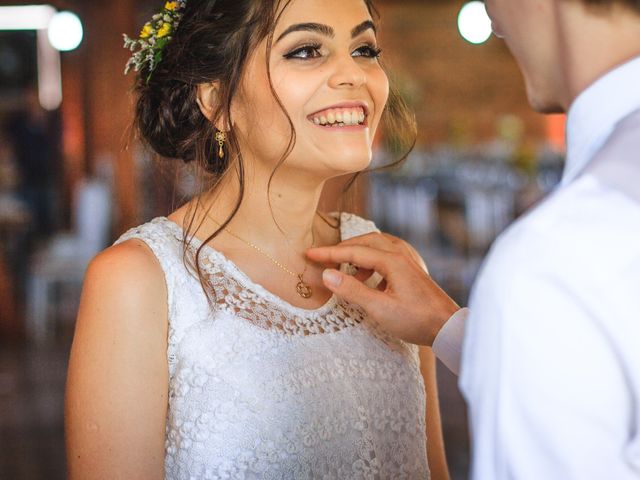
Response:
[311,107,366,127]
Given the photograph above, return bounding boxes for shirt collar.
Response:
[564,55,640,185]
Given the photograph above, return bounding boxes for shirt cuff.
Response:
[432,307,469,375]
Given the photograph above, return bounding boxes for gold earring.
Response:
[214,131,226,159]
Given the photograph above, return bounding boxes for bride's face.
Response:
[231,0,389,181]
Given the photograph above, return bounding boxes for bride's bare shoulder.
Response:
[92,237,162,275]
[82,239,167,314]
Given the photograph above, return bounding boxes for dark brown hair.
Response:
[133,0,417,300]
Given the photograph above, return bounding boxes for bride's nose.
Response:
[327,55,367,89]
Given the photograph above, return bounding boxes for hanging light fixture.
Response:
[0,5,82,110]
[458,1,493,45]
[47,11,84,52]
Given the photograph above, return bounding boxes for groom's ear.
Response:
[196,82,229,131]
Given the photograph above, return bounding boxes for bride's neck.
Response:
[196,167,328,251]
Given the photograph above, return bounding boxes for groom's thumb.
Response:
[322,269,378,310]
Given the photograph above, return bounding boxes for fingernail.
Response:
[323,269,342,288]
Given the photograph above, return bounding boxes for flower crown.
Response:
[123,1,187,82]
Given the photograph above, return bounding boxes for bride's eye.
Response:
[352,44,383,59]
[283,44,322,60]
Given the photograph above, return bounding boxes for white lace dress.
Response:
[114,212,430,480]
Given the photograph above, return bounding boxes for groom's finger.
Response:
[317,233,419,270]
[334,232,397,251]
[307,245,394,278]
[321,269,390,314]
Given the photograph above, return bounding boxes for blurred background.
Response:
[0,0,566,478]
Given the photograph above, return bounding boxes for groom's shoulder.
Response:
[487,172,640,285]
[481,111,640,289]
[582,109,640,205]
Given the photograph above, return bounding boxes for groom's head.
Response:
[485,0,640,113]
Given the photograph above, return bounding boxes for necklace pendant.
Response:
[296,275,312,299]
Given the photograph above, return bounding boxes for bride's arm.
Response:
[65,240,169,480]
[407,243,450,478]
[420,347,451,480]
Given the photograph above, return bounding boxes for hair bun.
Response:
[135,76,209,163]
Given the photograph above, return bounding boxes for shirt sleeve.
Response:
[432,308,468,375]
[459,231,640,479]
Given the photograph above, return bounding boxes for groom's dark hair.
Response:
[582,0,640,12]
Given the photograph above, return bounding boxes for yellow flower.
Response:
[140,23,153,39]
[164,1,179,11]
[157,22,172,38]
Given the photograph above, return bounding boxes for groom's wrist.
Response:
[429,297,461,344]
[432,307,469,375]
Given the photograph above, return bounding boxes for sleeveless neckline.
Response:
[156,214,346,317]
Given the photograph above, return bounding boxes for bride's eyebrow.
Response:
[275,20,377,44]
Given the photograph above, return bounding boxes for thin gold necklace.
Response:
[207,214,316,299]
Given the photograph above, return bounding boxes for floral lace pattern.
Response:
[115,213,430,479]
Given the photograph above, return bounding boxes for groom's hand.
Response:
[306,233,460,346]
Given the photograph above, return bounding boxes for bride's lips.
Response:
[307,101,370,130]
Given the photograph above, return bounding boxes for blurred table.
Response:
[0,195,31,339]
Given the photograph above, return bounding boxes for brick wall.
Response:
[377,0,546,147]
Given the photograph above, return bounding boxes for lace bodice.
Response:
[115,213,429,479]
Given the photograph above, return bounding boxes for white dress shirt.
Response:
[457,56,640,479]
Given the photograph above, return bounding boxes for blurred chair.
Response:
[0,255,18,338]
[0,194,31,339]
[26,178,112,344]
